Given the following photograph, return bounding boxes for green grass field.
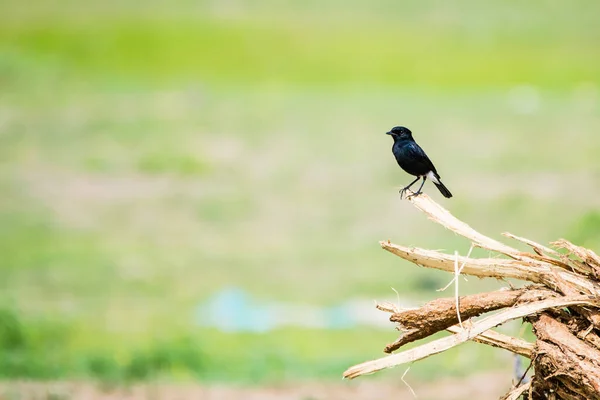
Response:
[0,0,599,387]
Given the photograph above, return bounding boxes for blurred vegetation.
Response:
[0,0,599,384]
[0,308,508,384]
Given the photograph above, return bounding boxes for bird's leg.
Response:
[400,176,420,199]
[408,177,427,197]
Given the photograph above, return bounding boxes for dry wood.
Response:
[502,232,560,257]
[553,239,600,267]
[532,314,600,393]
[502,232,588,274]
[582,331,600,350]
[343,295,596,379]
[445,325,534,358]
[380,241,599,295]
[553,239,600,277]
[380,241,549,282]
[406,193,521,256]
[533,341,600,399]
[343,191,600,399]
[383,288,553,353]
[390,288,552,329]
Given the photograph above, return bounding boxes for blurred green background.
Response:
[1,0,599,393]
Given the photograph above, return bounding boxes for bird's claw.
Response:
[399,187,417,199]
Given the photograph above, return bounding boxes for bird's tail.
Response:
[434,181,452,198]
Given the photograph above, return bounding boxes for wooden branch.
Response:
[380,241,550,283]
[391,288,550,329]
[446,325,533,358]
[393,194,600,296]
[502,232,560,257]
[406,192,521,257]
[502,231,588,274]
[345,191,600,399]
[380,241,599,295]
[383,288,552,353]
[553,239,600,276]
[343,295,596,379]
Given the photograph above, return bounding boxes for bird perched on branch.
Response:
[386,126,452,199]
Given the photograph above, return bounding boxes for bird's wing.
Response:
[407,142,438,174]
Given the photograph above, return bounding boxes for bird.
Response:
[386,126,452,199]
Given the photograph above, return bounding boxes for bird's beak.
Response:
[386,131,392,135]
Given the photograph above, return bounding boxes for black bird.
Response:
[387,126,452,199]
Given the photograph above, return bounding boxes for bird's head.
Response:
[386,126,413,141]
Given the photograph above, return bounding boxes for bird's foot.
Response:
[407,191,422,199]
[399,187,415,199]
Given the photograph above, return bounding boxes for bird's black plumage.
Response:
[387,126,452,198]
